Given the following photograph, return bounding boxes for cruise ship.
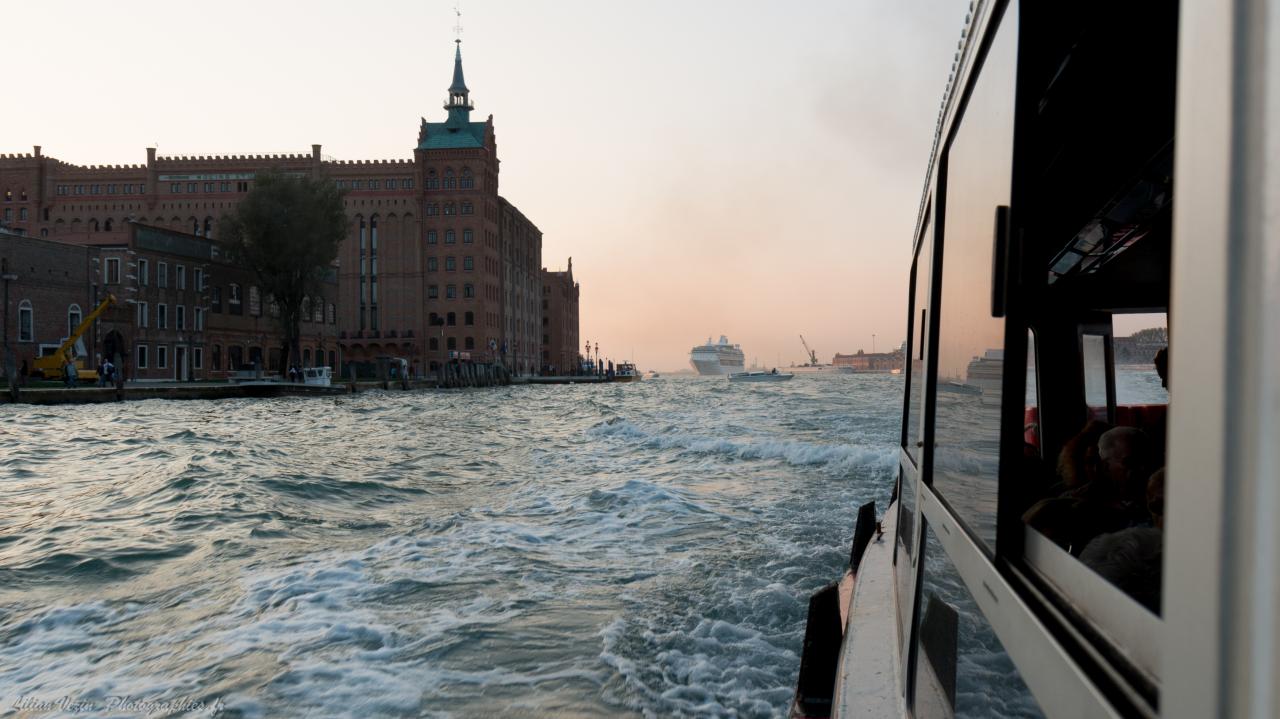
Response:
[688,336,745,375]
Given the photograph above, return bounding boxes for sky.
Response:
[8,0,976,372]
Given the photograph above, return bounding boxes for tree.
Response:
[219,170,347,374]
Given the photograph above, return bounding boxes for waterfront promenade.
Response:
[0,374,610,405]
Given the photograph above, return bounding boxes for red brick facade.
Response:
[0,224,338,381]
[540,260,581,374]
[0,41,567,379]
[0,228,98,377]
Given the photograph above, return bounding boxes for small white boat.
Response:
[302,366,332,386]
[729,370,794,382]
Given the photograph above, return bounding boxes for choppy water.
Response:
[0,375,900,718]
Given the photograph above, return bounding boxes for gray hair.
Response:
[1098,426,1150,462]
[1080,527,1163,612]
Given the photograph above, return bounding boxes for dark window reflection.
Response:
[931,5,1017,551]
[913,524,1045,719]
[907,218,933,464]
[896,470,919,638]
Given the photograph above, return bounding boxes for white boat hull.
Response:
[729,371,794,382]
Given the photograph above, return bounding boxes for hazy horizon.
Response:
[10,1,982,371]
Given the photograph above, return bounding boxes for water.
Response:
[0,375,901,718]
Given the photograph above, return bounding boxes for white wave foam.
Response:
[589,417,897,476]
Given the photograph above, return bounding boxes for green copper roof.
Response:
[417,40,484,150]
[417,120,486,150]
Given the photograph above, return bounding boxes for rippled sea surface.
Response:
[0,374,900,718]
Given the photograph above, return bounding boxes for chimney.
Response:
[33,145,41,157]
[311,144,322,178]
[145,147,158,208]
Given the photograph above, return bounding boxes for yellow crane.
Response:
[34,293,116,381]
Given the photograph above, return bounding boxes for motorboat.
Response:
[613,362,642,382]
[728,370,793,382]
[302,366,332,386]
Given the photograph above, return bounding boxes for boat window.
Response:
[1082,333,1109,418]
[906,211,933,464]
[912,523,1045,718]
[930,3,1018,552]
[1013,0,1177,684]
[1025,330,1040,452]
[1114,313,1169,406]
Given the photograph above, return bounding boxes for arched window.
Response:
[460,168,474,189]
[18,300,33,342]
[443,168,456,189]
[89,219,99,232]
[313,296,324,323]
[3,189,10,202]
[303,349,311,367]
[191,217,200,235]
[445,229,456,244]
[447,337,457,350]
[465,336,475,350]
[67,304,82,338]
[447,312,456,326]
[427,169,439,190]
[465,311,474,326]
[464,283,475,298]
[248,286,261,316]
[103,218,113,232]
[19,190,26,202]
[444,203,455,216]
[204,217,213,237]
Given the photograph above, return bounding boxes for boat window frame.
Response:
[923,0,1020,556]
[897,178,941,679]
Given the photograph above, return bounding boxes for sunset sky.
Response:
[8,0,975,371]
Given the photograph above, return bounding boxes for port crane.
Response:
[33,293,116,380]
[799,334,818,366]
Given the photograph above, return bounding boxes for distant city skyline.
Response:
[10,0,981,371]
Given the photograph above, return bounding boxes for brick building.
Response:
[0,223,338,381]
[832,347,905,372]
[0,40,568,379]
[0,227,99,378]
[541,258,580,374]
[500,198,542,375]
